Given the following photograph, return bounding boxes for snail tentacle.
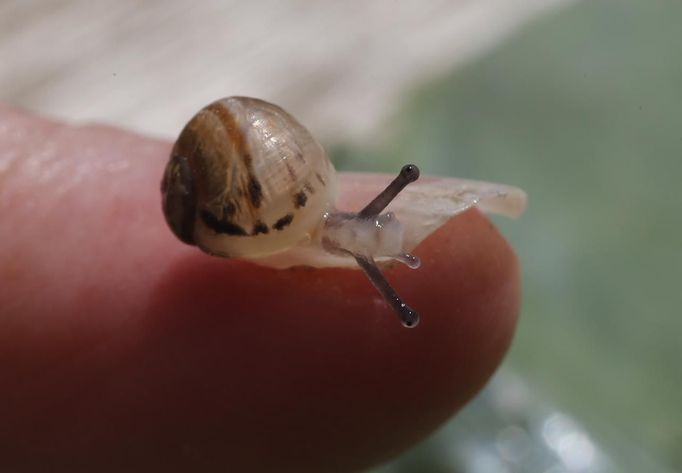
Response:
[357,164,420,219]
[353,255,419,328]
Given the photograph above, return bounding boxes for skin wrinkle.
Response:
[0,118,57,197]
[0,119,134,216]
[0,147,21,194]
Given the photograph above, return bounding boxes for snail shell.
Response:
[162,97,336,258]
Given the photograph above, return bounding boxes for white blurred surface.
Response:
[0,0,575,142]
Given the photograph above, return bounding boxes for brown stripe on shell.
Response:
[252,221,269,235]
[293,191,307,209]
[315,172,326,186]
[205,102,247,158]
[206,101,264,217]
[223,201,237,217]
[247,174,263,208]
[273,213,294,231]
[200,209,248,236]
[284,160,297,182]
[303,182,314,194]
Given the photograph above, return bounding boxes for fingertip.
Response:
[142,207,519,472]
[0,106,520,472]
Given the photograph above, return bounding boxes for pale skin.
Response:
[0,104,520,473]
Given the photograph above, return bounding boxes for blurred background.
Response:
[2,0,680,471]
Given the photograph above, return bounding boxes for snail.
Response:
[161,96,527,328]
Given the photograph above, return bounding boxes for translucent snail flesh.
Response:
[161,97,527,327]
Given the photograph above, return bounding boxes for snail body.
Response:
[162,97,527,327]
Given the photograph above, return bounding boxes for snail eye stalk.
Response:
[354,254,419,328]
[358,164,420,219]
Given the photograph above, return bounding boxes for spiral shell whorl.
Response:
[165,97,336,258]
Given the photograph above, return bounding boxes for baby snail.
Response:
[161,96,527,328]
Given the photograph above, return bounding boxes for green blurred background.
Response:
[333,0,681,471]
